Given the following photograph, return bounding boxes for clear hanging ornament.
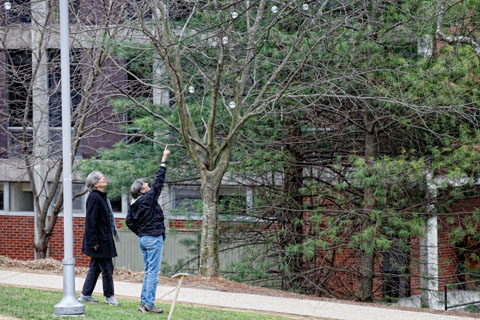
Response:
[188,86,195,94]
[271,6,278,13]
[222,36,229,44]
[4,2,11,10]
[302,4,309,11]
[229,101,236,109]
[231,12,238,19]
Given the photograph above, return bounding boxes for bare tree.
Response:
[0,0,127,258]
[436,0,480,61]
[104,0,334,277]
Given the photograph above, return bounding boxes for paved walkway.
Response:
[0,269,478,320]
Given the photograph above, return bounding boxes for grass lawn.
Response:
[0,285,294,320]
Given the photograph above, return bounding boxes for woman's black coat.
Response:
[81,189,118,259]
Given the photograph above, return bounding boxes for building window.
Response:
[0,183,4,210]
[47,49,82,156]
[48,0,79,24]
[48,49,82,128]
[51,183,86,212]
[9,182,34,212]
[6,50,33,158]
[173,186,201,215]
[219,194,247,216]
[110,197,122,213]
[7,127,33,157]
[7,50,32,128]
[3,0,31,25]
[382,249,409,301]
[172,186,247,217]
[72,183,85,211]
[0,182,10,211]
[167,1,193,21]
[123,1,192,21]
[126,58,152,100]
[124,0,152,21]
[125,125,143,145]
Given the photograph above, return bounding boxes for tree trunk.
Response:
[280,114,305,290]
[357,118,378,301]
[34,233,51,259]
[357,222,375,301]
[199,173,221,277]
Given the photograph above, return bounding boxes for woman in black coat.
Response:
[79,171,120,306]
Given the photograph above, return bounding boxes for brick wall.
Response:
[313,246,385,299]
[319,231,463,299]
[437,217,459,289]
[0,216,35,260]
[410,223,461,296]
[0,215,124,267]
[409,238,421,295]
[409,196,480,295]
[169,219,201,232]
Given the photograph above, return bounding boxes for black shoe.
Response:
[139,303,163,314]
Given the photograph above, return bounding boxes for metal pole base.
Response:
[53,297,85,316]
[53,258,85,316]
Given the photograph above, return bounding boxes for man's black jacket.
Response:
[126,166,166,238]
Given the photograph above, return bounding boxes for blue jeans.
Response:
[139,235,164,306]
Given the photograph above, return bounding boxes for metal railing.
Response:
[445,280,480,310]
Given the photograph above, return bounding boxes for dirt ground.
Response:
[0,256,311,300]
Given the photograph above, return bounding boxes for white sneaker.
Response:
[78,293,98,303]
[105,295,120,306]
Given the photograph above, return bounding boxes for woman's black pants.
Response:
[81,257,114,297]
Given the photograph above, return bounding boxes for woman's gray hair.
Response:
[130,179,145,199]
[86,171,104,190]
